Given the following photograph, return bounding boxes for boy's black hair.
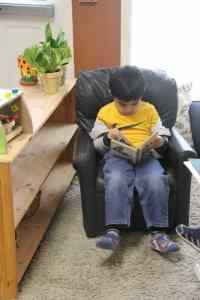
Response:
[109,66,145,102]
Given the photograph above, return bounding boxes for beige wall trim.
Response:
[121,0,131,66]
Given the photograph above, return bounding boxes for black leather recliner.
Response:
[190,101,200,156]
[73,67,197,238]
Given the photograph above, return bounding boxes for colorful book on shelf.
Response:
[184,158,200,184]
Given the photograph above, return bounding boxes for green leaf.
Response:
[45,23,53,43]
[33,42,62,73]
[50,38,58,48]
[23,45,40,67]
[56,31,65,47]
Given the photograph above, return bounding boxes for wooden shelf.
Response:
[22,79,76,134]
[0,78,77,300]
[0,79,76,164]
[6,126,23,143]
[16,160,76,283]
[0,133,33,163]
[12,123,77,228]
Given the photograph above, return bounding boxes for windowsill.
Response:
[0,0,53,4]
[0,1,54,17]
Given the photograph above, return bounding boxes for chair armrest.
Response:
[73,128,97,172]
[166,128,197,227]
[73,129,101,237]
[167,127,197,163]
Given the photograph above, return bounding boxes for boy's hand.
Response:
[149,136,165,149]
[108,128,123,140]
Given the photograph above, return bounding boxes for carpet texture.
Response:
[18,176,200,300]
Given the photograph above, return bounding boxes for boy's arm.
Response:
[89,119,111,154]
[150,106,170,149]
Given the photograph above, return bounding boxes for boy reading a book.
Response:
[90,66,179,253]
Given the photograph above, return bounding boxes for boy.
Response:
[90,66,179,253]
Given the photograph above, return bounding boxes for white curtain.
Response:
[130,0,200,97]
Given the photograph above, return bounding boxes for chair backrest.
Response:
[75,67,178,133]
[189,101,200,156]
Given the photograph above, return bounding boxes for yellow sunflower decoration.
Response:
[17,56,38,86]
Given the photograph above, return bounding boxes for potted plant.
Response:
[45,23,72,86]
[17,55,38,86]
[24,42,63,95]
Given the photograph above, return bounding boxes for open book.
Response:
[111,132,158,164]
[184,159,200,184]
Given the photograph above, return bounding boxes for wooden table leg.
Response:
[0,163,17,300]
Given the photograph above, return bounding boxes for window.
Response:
[0,0,48,2]
[130,0,200,97]
[0,0,54,17]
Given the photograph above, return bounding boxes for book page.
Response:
[140,132,158,153]
[110,131,159,163]
[111,139,138,163]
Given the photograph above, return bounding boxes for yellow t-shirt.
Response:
[97,100,160,148]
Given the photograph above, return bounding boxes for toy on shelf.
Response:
[0,88,23,154]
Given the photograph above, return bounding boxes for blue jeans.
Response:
[103,151,169,228]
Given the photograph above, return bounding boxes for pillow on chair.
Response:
[175,83,193,146]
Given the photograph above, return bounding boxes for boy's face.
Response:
[114,98,141,116]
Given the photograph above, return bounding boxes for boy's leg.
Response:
[135,157,169,229]
[135,157,179,253]
[96,151,135,250]
[103,151,135,227]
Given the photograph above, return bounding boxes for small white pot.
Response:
[40,71,62,95]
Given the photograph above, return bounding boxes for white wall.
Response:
[0,0,74,88]
[121,0,131,66]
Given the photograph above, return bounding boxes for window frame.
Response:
[0,0,54,17]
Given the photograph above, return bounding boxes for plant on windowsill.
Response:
[22,23,72,94]
[23,42,63,95]
[44,23,72,86]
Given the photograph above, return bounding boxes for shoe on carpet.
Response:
[150,232,179,253]
[176,224,200,253]
[96,230,120,250]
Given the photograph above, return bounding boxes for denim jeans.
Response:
[103,151,169,228]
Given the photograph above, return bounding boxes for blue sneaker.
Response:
[176,224,200,252]
[96,230,120,251]
[150,232,179,253]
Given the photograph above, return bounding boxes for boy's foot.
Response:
[150,232,179,253]
[96,230,120,250]
[176,224,200,252]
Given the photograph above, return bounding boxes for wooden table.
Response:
[0,80,77,300]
